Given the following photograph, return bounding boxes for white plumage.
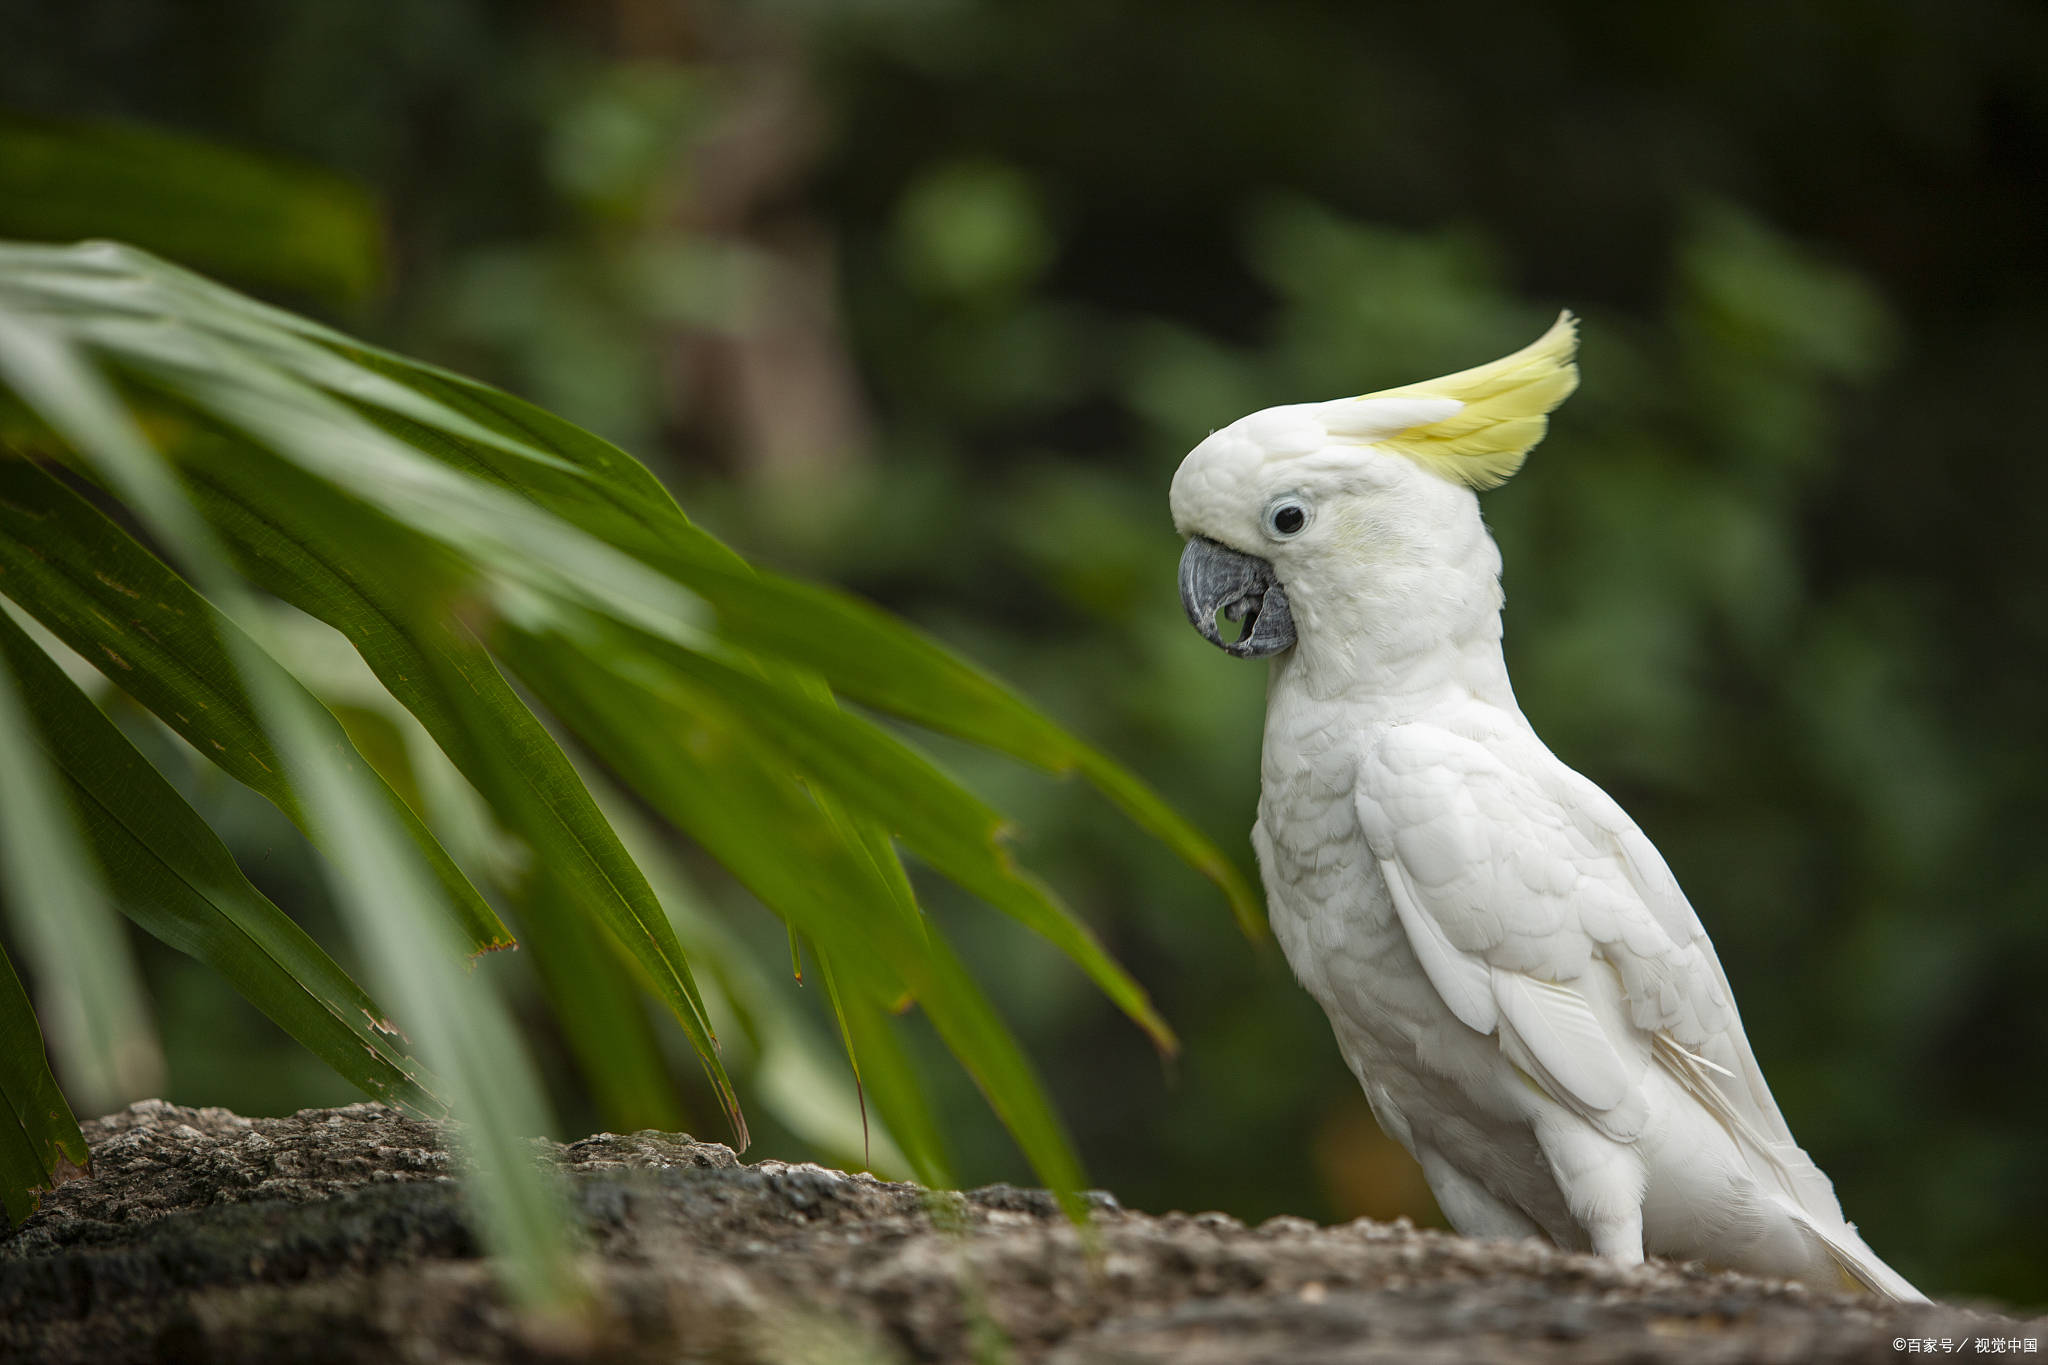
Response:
[1169,315,1923,1300]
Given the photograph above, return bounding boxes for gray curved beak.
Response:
[1178,536,1295,658]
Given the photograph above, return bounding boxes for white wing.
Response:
[1357,721,1920,1298]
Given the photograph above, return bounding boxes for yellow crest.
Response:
[1355,311,1579,490]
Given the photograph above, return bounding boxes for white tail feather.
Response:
[1779,1200,1930,1303]
[1654,1034,1924,1301]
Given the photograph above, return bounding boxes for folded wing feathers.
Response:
[1493,969,1632,1113]
[1380,857,1498,1035]
[1389,868,1925,1300]
[1382,851,1648,1135]
[1383,794,1895,1283]
[1652,1034,1863,1246]
[1655,1022,1922,1300]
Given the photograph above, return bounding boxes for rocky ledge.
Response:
[0,1101,2034,1363]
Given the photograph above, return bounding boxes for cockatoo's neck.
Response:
[1269,508,1517,715]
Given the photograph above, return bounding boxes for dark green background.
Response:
[3,0,2042,1306]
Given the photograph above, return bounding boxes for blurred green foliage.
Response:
[0,113,382,306]
[3,0,2044,1306]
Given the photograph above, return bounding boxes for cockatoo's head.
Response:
[1170,314,1578,682]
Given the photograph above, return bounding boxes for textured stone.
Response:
[0,1100,2035,1363]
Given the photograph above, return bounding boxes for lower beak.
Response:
[1178,536,1296,658]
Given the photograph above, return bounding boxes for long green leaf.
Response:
[257,666,578,1306]
[0,609,441,1114]
[179,445,742,1143]
[158,330,1174,1065]
[11,250,738,1139]
[513,867,688,1135]
[89,329,711,650]
[335,349,1258,932]
[501,610,1175,1053]
[0,919,90,1227]
[0,240,1251,934]
[590,781,916,1178]
[337,355,1256,934]
[689,568,1265,938]
[0,239,1255,1232]
[0,622,161,1113]
[815,944,952,1187]
[0,458,514,958]
[0,292,574,1306]
[512,628,1090,1212]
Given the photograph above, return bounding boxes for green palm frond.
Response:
[0,239,1253,1298]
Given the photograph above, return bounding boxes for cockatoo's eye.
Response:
[1263,496,1312,540]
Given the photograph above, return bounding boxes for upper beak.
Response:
[1178,535,1296,658]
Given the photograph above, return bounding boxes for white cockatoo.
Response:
[1169,314,1923,1300]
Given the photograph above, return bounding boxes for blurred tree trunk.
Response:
[588,0,871,486]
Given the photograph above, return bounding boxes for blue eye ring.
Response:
[1264,495,1312,540]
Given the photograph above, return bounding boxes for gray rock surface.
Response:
[0,1100,2034,1363]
